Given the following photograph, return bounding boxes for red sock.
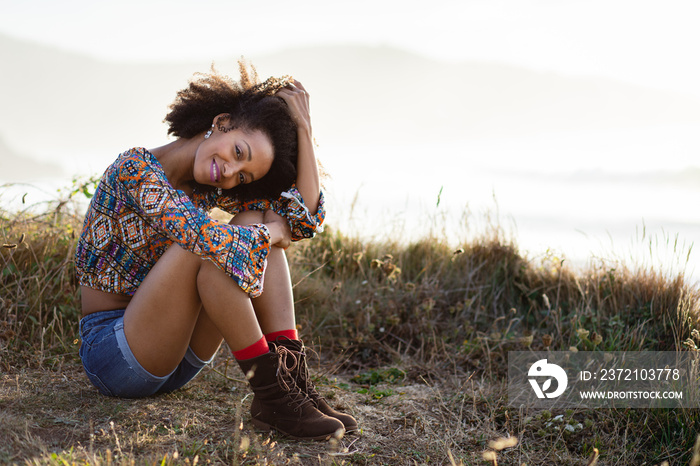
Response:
[264,329,299,342]
[232,336,269,360]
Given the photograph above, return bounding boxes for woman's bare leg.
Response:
[253,246,296,333]
[188,306,224,362]
[230,211,296,334]
[123,244,263,377]
[230,213,357,432]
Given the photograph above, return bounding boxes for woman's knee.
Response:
[230,210,264,226]
[161,243,206,273]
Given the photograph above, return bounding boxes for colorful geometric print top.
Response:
[75,147,325,298]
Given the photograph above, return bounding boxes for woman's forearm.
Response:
[274,80,320,215]
[294,125,320,215]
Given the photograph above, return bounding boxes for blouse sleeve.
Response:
[117,155,271,297]
[234,185,326,242]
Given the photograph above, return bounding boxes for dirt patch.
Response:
[0,353,605,465]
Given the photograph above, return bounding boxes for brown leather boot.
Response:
[275,338,359,433]
[237,343,345,440]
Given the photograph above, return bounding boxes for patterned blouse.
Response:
[75,147,325,298]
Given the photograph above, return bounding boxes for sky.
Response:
[2,0,700,97]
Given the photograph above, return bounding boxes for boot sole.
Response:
[250,418,345,441]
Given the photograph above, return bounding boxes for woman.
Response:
[74,63,357,441]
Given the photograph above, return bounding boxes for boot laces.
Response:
[295,346,322,401]
[275,346,313,409]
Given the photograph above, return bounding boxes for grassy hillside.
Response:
[1,186,700,464]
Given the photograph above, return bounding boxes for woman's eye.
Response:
[235,146,241,159]
[239,173,245,184]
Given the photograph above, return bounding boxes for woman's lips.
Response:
[210,159,220,183]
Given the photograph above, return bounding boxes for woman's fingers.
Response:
[291,80,308,95]
[279,80,309,100]
[285,79,305,91]
[263,210,292,248]
[276,80,311,128]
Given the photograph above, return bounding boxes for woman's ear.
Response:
[213,113,234,133]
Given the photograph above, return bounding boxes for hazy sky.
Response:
[2,0,700,97]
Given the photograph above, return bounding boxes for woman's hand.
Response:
[263,210,292,249]
[276,80,311,133]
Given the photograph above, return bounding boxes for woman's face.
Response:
[195,127,274,190]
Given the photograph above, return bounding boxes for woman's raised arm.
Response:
[275,80,320,214]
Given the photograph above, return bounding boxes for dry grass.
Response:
[2,186,700,464]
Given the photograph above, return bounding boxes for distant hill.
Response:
[250,46,700,141]
[1,34,699,173]
[0,134,64,182]
[0,34,198,165]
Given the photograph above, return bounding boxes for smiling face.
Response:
[194,127,274,191]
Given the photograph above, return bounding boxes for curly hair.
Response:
[164,61,298,201]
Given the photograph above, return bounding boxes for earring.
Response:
[216,187,222,195]
[204,124,214,139]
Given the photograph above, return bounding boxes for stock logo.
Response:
[528,359,568,399]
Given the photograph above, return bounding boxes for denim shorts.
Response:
[79,309,213,398]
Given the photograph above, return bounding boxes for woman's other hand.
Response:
[276,80,311,133]
[263,210,292,249]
